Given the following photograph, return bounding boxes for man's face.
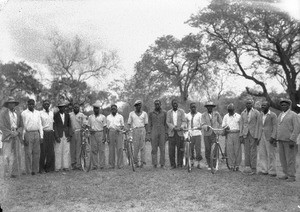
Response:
[43,102,50,111]
[135,103,142,111]
[280,102,290,112]
[246,101,253,110]
[73,105,80,114]
[7,102,16,111]
[228,108,234,115]
[111,107,117,115]
[190,104,196,113]
[28,101,35,111]
[261,102,269,113]
[58,106,65,113]
[94,107,100,114]
[154,102,161,111]
[206,106,213,113]
[172,101,178,110]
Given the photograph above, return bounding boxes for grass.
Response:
[0,141,300,212]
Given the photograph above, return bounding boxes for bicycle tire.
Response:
[124,140,131,166]
[80,141,91,172]
[210,142,219,174]
[224,141,230,170]
[186,142,191,172]
[128,142,135,172]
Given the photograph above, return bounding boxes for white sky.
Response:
[0,0,299,94]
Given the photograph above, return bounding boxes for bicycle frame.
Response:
[121,130,135,172]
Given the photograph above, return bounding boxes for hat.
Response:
[204,101,216,107]
[227,103,235,110]
[3,96,19,107]
[92,100,102,108]
[134,100,142,106]
[57,100,69,107]
[279,98,292,105]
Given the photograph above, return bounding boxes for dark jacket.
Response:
[53,112,71,139]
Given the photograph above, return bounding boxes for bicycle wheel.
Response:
[128,142,135,172]
[80,141,91,172]
[186,142,191,172]
[224,141,230,170]
[124,140,131,166]
[210,142,219,174]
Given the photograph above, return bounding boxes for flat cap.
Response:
[279,98,292,105]
[134,100,142,106]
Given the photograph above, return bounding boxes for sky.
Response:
[0,0,299,94]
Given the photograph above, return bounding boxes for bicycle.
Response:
[121,129,135,172]
[209,127,230,174]
[80,126,92,172]
[182,129,192,172]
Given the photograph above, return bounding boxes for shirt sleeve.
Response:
[144,112,148,125]
[127,112,132,125]
[120,115,124,127]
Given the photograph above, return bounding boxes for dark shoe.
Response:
[258,172,268,175]
[153,165,157,168]
[248,171,256,175]
[170,166,176,170]
[31,172,36,176]
[10,175,17,178]
[278,176,288,180]
[161,165,166,169]
[235,167,239,172]
[269,174,277,177]
[286,178,296,182]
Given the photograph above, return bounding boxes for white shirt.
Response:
[172,110,178,126]
[222,113,241,131]
[262,110,271,125]
[88,114,107,131]
[40,109,54,131]
[107,113,124,130]
[21,109,43,139]
[9,110,17,129]
[128,111,148,128]
[60,113,65,125]
[186,112,202,136]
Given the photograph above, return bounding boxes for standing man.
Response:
[148,100,167,169]
[239,98,260,175]
[69,103,86,170]
[127,100,148,168]
[276,98,300,182]
[0,97,23,178]
[53,100,71,172]
[256,101,277,177]
[107,104,124,169]
[39,100,55,173]
[88,100,107,170]
[201,101,222,170]
[166,99,186,169]
[21,99,43,175]
[186,102,203,169]
[222,103,241,171]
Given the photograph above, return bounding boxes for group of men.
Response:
[1,96,300,182]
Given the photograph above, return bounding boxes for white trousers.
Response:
[55,134,70,170]
[258,134,276,175]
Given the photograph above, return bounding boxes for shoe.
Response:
[235,167,239,172]
[31,172,36,176]
[197,164,201,169]
[153,165,157,168]
[258,172,268,175]
[207,167,211,171]
[170,166,176,170]
[269,174,277,177]
[161,165,166,169]
[10,175,17,178]
[278,176,288,180]
[243,168,252,174]
[286,178,296,182]
[248,171,256,175]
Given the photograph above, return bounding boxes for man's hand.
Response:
[289,141,295,149]
[174,126,180,131]
[66,137,71,142]
[56,138,61,143]
[239,136,244,144]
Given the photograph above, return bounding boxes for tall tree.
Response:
[188,0,300,110]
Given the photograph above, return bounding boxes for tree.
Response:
[137,34,217,103]
[0,61,45,107]
[188,0,300,110]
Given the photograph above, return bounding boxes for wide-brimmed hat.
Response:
[279,98,292,105]
[57,100,69,107]
[204,101,216,107]
[134,100,142,106]
[3,96,19,107]
[92,100,102,108]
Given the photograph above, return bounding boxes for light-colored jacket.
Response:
[0,108,23,141]
[276,110,300,142]
[201,111,222,136]
[239,108,260,138]
[166,108,186,137]
[255,111,277,142]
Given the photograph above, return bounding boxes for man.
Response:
[276,98,300,182]
[69,103,86,170]
[185,102,203,169]
[0,97,23,178]
[39,100,55,173]
[201,101,222,170]
[239,98,260,175]
[88,100,107,170]
[166,99,186,169]
[148,100,167,168]
[256,101,277,177]
[21,99,43,175]
[107,104,124,169]
[222,103,241,171]
[128,100,148,168]
[53,100,72,171]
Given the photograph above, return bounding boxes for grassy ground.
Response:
[0,141,300,212]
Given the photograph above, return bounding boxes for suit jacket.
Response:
[239,108,260,138]
[53,112,71,139]
[0,108,22,141]
[276,110,300,142]
[166,108,186,137]
[201,111,222,136]
[256,111,277,142]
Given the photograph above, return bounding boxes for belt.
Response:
[133,126,145,129]
[228,130,240,134]
[43,130,54,132]
[26,130,39,133]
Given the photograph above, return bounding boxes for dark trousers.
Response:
[151,128,166,166]
[204,133,216,167]
[168,131,184,167]
[190,136,202,161]
[39,131,55,172]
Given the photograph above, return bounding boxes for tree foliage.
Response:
[188,0,300,110]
